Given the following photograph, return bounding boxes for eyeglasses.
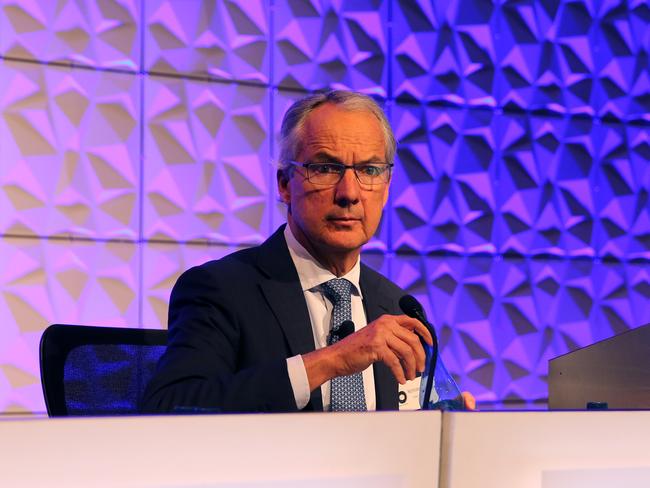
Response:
[287,161,394,186]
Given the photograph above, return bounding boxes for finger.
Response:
[393,316,433,361]
[381,349,407,384]
[394,315,433,346]
[390,325,427,373]
[385,334,418,380]
[461,391,476,411]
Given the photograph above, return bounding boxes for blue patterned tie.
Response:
[321,278,367,412]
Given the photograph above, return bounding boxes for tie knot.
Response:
[321,278,352,306]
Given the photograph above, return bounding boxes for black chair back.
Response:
[39,324,167,417]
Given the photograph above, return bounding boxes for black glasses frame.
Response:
[287,160,394,186]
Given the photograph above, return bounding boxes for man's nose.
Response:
[334,167,361,206]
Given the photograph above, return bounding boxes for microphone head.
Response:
[399,294,425,319]
[329,320,355,344]
[338,320,355,339]
[399,295,437,348]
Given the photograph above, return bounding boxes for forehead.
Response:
[297,103,386,160]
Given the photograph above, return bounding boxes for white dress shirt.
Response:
[284,225,376,411]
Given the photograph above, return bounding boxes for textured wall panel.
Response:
[495,1,599,115]
[273,0,388,95]
[596,123,650,260]
[1,0,649,414]
[391,102,498,253]
[142,241,240,329]
[269,89,299,235]
[593,260,649,341]
[391,253,650,403]
[624,261,650,332]
[144,0,269,83]
[0,0,140,70]
[494,256,551,402]
[143,76,270,245]
[0,236,139,413]
[393,0,497,105]
[0,59,140,239]
[594,1,650,122]
[496,113,599,257]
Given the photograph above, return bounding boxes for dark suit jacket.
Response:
[141,225,405,413]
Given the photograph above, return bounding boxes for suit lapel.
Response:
[256,226,323,410]
[359,264,393,321]
[360,265,399,411]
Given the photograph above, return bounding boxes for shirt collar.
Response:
[284,224,362,297]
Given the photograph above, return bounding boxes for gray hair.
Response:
[277,90,396,173]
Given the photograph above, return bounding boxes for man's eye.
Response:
[357,165,383,177]
[311,163,342,174]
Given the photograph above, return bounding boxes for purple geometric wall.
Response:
[0,0,648,413]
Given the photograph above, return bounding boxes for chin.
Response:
[321,232,368,252]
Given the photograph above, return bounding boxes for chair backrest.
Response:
[39,324,167,417]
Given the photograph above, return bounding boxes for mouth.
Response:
[327,216,361,223]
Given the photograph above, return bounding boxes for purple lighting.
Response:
[0,0,648,413]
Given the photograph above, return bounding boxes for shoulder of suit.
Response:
[178,245,262,286]
[360,261,405,301]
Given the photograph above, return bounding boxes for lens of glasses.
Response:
[306,163,391,185]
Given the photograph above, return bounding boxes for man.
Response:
[142,90,474,413]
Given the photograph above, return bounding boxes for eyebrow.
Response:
[309,152,385,164]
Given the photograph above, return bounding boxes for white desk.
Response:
[6,410,650,487]
[440,410,650,488]
[0,411,441,487]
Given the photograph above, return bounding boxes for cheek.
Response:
[291,189,324,222]
[362,195,386,227]
[382,185,389,207]
[370,190,388,212]
[297,188,330,210]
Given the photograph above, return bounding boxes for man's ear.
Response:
[277,168,291,205]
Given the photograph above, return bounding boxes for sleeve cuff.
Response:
[287,354,310,410]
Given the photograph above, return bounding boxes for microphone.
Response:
[329,319,355,344]
[399,295,438,350]
[399,294,437,410]
[337,320,355,339]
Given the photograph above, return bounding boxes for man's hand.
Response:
[303,314,433,391]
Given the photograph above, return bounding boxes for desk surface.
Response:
[5,410,650,488]
[441,410,650,488]
[0,411,441,488]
